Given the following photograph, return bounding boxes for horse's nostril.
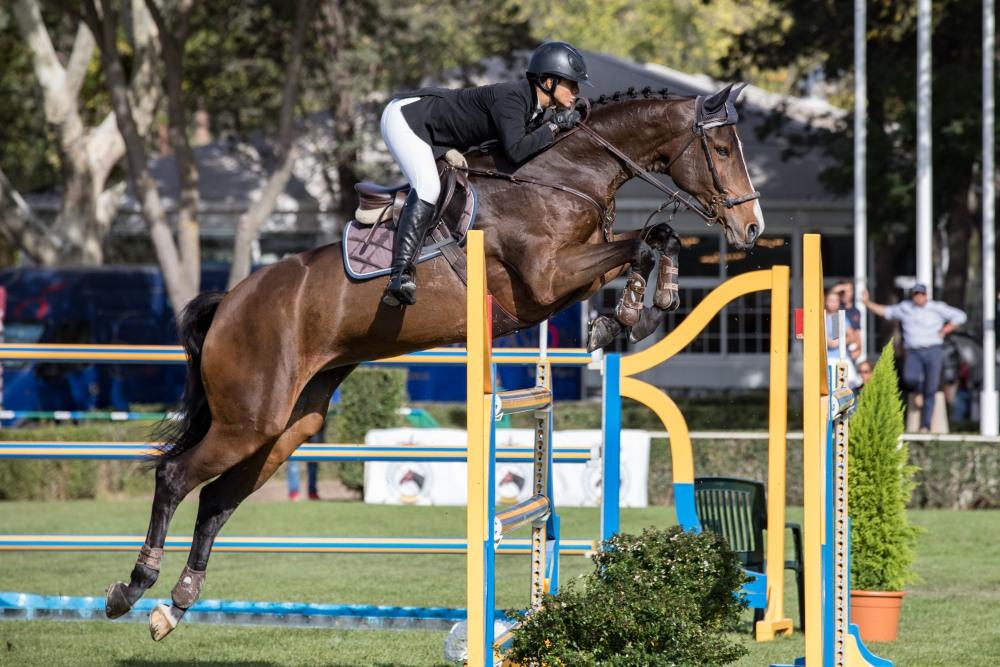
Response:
[746,224,759,243]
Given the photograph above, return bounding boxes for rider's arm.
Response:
[491,90,555,163]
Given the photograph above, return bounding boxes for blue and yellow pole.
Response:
[465,230,492,667]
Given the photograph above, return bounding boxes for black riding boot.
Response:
[382,190,437,307]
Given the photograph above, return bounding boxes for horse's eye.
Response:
[715,146,730,157]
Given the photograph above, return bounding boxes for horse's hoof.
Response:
[587,316,621,352]
[149,603,178,641]
[105,581,132,619]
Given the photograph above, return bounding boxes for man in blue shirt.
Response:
[863,284,967,431]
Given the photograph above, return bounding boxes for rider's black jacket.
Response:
[395,79,555,163]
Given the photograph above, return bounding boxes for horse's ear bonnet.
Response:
[695,83,748,129]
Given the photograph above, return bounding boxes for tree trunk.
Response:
[146,0,201,293]
[320,0,360,225]
[227,0,315,289]
[54,159,102,264]
[941,177,976,308]
[84,0,194,316]
[8,0,160,268]
[0,167,61,264]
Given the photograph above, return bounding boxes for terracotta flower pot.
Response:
[850,590,905,642]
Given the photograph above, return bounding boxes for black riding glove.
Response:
[550,109,581,132]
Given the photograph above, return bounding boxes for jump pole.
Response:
[601,264,792,640]
[465,229,559,666]
[773,233,890,667]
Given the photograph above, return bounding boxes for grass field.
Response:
[0,499,997,666]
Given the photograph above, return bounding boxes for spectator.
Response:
[863,284,967,432]
[825,288,861,387]
[856,359,874,389]
[288,422,326,501]
[834,280,863,332]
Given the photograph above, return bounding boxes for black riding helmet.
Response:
[526,41,592,93]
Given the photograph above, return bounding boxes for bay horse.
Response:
[105,83,764,640]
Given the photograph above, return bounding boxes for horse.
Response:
[104,83,764,640]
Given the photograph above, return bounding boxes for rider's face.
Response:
[551,77,579,109]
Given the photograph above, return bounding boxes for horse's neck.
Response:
[565,99,690,197]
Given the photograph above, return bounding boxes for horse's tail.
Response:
[153,291,227,463]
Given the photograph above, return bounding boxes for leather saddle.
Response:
[353,182,410,226]
[341,166,477,281]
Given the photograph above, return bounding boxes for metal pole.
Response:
[854,0,868,358]
[983,0,998,436]
[916,0,934,295]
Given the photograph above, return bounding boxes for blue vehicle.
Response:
[1,266,228,414]
[1,266,583,414]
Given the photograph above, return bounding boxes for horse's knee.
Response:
[636,240,656,270]
[663,231,680,256]
[647,224,680,256]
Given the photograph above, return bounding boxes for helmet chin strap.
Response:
[533,74,558,96]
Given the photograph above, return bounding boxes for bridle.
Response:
[574,100,760,228]
[459,94,760,239]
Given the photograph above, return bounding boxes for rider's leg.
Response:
[379,98,441,306]
[384,190,437,306]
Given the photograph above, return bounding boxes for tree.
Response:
[0,0,159,266]
[719,0,989,313]
[79,0,318,310]
[2,1,538,315]
[518,0,789,87]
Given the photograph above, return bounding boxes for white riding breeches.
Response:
[380,97,441,205]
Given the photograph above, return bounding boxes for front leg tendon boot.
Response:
[382,190,437,307]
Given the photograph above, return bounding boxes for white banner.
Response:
[363,428,649,508]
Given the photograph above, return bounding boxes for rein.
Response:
[576,120,760,225]
[462,161,617,242]
[574,122,716,224]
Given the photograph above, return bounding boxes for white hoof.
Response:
[149,603,178,641]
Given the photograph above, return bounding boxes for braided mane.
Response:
[587,86,686,109]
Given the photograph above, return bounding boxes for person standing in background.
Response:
[834,280,863,333]
[825,287,862,387]
[863,284,967,432]
[289,390,340,500]
[288,420,326,501]
[856,359,874,390]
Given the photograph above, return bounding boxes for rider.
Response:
[379,41,592,307]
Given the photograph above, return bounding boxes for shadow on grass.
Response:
[117,662,449,667]
[117,662,282,667]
